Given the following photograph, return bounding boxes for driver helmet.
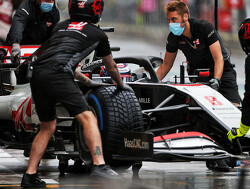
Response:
[117,63,132,82]
[68,0,104,24]
[238,18,250,55]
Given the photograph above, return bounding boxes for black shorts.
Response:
[219,69,240,104]
[30,69,90,122]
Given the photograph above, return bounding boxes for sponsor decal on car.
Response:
[124,138,150,150]
[204,96,223,106]
[12,97,32,132]
[0,45,39,63]
[138,97,151,104]
[120,131,153,157]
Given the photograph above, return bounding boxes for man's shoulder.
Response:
[86,23,107,35]
[17,0,39,15]
[191,18,213,28]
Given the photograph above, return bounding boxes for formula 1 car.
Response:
[0,27,247,175]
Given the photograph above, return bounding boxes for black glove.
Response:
[82,79,110,88]
[87,79,111,88]
[11,43,21,63]
[117,83,134,93]
[209,78,221,91]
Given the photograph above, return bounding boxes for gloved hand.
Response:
[227,122,250,142]
[209,78,221,91]
[86,79,111,88]
[117,83,134,93]
[11,43,21,63]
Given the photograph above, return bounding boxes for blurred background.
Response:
[55,0,249,52]
[0,0,249,50]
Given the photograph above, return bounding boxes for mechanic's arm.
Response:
[74,70,109,88]
[7,5,29,62]
[102,54,123,86]
[102,54,133,92]
[156,50,177,81]
[209,41,224,79]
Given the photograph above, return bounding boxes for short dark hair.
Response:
[165,0,190,17]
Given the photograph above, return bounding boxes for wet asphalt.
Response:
[0,149,250,189]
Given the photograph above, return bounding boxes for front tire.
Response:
[76,86,144,168]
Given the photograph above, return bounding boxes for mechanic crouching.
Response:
[6,0,60,63]
[156,0,240,171]
[20,0,133,187]
[227,18,250,146]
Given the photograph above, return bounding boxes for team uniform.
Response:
[166,18,240,104]
[31,20,111,122]
[242,56,250,126]
[6,0,59,45]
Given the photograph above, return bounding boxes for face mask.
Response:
[169,23,185,36]
[40,2,54,12]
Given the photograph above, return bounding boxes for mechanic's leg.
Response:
[26,120,57,174]
[76,111,105,165]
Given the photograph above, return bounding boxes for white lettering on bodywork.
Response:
[124,138,149,150]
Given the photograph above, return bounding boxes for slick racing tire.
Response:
[75,86,144,168]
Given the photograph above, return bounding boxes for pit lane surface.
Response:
[0,149,249,189]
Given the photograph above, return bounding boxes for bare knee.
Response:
[40,120,56,135]
[76,111,97,126]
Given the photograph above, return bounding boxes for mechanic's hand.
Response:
[11,43,21,63]
[87,79,111,88]
[227,122,250,142]
[209,78,221,91]
[118,83,134,93]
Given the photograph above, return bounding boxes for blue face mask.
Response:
[169,23,185,36]
[40,2,54,12]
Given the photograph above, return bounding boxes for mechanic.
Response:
[227,18,250,143]
[157,0,240,172]
[6,0,59,62]
[20,0,133,187]
[157,0,240,105]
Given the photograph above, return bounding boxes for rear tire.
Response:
[76,86,144,168]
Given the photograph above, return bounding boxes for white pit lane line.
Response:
[0,149,12,158]
[42,179,59,184]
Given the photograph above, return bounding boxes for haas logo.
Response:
[68,22,87,31]
[92,0,102,14]
[243,23,250,39]
[78,0,86,8]
[204,96,223,106]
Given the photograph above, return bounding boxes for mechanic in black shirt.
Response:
[20,0,132,187]
[157,0,240,105]
[157,0,239,172]
[228,18,250,142]
[6,0,59,62]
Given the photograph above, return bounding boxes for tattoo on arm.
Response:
[94,146,102,157]
[103,54,123,86]
[74,70,92,86]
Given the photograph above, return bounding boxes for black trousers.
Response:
[242,56,250,126]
